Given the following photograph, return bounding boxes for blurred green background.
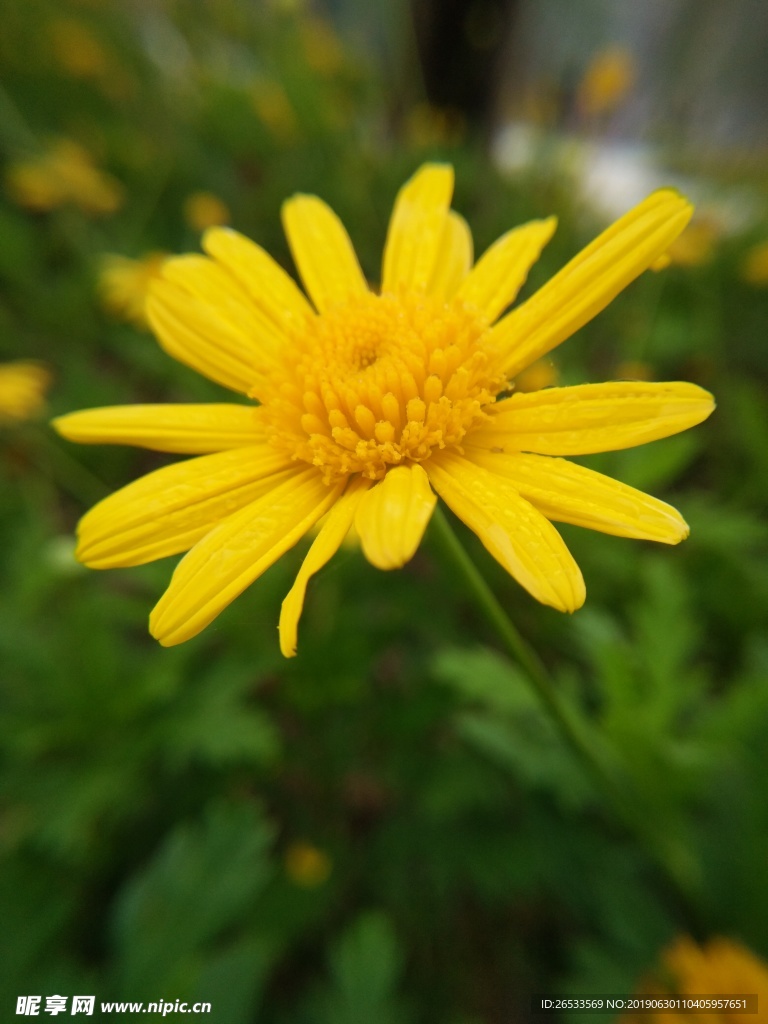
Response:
[1,0,767,1020]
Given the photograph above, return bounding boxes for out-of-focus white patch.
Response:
[577,141,675,219]
[491,121,540,173]
[43,536,84,577]
[492,123,765,233]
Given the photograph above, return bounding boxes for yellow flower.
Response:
[741,240,768,286]
[49,17,109,79]
[652,218,720,272]
[284,841,332,887]
[250,80,299,143]
[513,358,558,393]
[627,935,768,1023]
[5,139,123,216]
[615,360,654,382]
[183,192,230,232]
[53,164,714,654]
[98,253,168,328]
[298,15,344,76]
[406,103,466,149]
[0,361,51,424]
[577,47,637,119]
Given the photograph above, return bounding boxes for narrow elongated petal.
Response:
[474,381,715,455]
[493,190,693,377]
[279,476,371,657]
[355,463,437,570]
[427,453,585,612]
[53,404,264,454]
[162,255,285,364]
[202,227,313,332]
[381,164,454,293]
[281,195,368,312]
[77,446,294,568]
[150,468,344,647]
[427,211,473,300]
[465,448,689,543]
[456,217,556,323]
[147,281,265,394]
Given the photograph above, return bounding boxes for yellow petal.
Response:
[147,280,264,394]
[427,211,473,300]
[149,467,344,646]
[281,195,368,312]
[354,463,437,570]
[162,255,286,363]
[465,448,689,543]
[381,164,455,293]
[492,190,693,378]
[475,381,715,455]
[53,403,264,454]
[77,446,294,568]
[279,476,371,657]
[427,452,585,612]
[456,217,556,323]
[202,227,313,331]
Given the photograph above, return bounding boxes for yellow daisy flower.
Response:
[0,361,51,424]
[5,139,123,217]
[626,935,768,1023]
[53,164,714,655]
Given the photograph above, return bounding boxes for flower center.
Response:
[258,290,505,482]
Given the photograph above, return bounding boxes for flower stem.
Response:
[430,505,702,916]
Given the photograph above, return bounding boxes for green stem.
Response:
[430,505,702,915]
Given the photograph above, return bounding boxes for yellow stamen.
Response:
[260,290,505,482]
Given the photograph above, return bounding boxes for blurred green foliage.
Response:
[1,1,767,1021]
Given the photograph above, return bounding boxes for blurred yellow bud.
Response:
[578,47,637,119]
[5,139,123,216]
[49,18,109,79]
[406,103,466,148]
[98,253,168,328]
[741,240,768,286]
[251,81,299,143]
[183,192,230,232]
[299,16,344,76]
[0,362,51,424]
[513,359,558,393]
[284,842,332,887]
[615,360,654,382]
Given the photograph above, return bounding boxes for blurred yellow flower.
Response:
[627,935,768,1023]
[5,139,123,216]
[513,358,558,393]
[54,164,713,655]
[0,361,51,424]
[299,15,344,76]
[406,103,466,149]
[652,218,720,272]
[49,17,109,79]
[183,192,230,232]
[615,360,654,382]
[578,47,637,119]
[98,253,168,328]
[741,240,768,286]
[284,841,332,887]
[251,80,299,143]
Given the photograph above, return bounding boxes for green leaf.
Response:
[112,801,274,996]
[309,912,410,1024]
